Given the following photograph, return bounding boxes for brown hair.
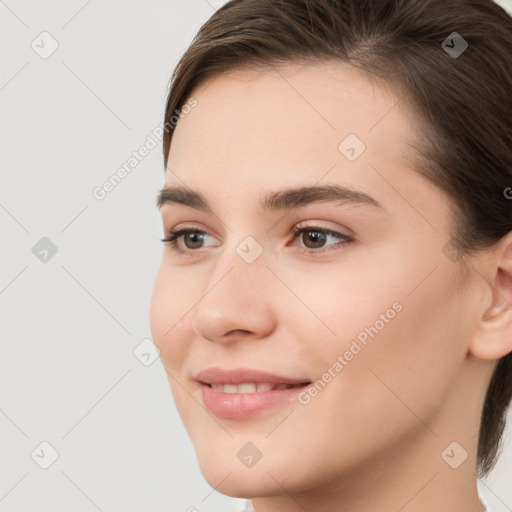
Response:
[162,0,512,476]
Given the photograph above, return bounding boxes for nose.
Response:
[191,255,277,343]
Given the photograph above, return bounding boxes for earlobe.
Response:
[468,232,512,361]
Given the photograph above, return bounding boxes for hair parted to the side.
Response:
[162,0,512,477]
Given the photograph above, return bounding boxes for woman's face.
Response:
[150,63,482,501]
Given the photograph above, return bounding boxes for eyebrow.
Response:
[156,184,384,212]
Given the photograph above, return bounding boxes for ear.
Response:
[469,231,512,360]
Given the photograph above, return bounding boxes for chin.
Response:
[192,437,327,500]
[197,458,287,499]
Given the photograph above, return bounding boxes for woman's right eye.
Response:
[161,229,220,253]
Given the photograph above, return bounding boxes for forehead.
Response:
[166,62,420,201]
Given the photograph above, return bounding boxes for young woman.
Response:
[150,1,512,510]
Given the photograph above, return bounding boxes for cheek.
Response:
[311,258,466,427]
[271,255,406,363]
[283,244,466,408]
[149,262,199,368]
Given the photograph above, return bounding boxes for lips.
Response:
[196,367,311,419]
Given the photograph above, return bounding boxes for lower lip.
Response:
[201,384,308,419]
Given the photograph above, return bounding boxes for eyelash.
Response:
[160,225,353,256]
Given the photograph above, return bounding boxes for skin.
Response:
[150,62,512,512]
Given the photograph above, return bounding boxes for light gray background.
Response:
[1,1,511,511]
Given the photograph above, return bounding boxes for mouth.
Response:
[196,367,311,419]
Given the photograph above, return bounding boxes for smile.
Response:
[196,367,311,419]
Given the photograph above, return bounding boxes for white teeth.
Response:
[238,383,257,393]
[256,383,274,392]
[223,384,239,394]
[208,382,297,393]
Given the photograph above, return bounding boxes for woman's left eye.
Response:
[289,226,353,254]
[160,225,353,255]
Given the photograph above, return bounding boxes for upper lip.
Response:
[196,367,310,385]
